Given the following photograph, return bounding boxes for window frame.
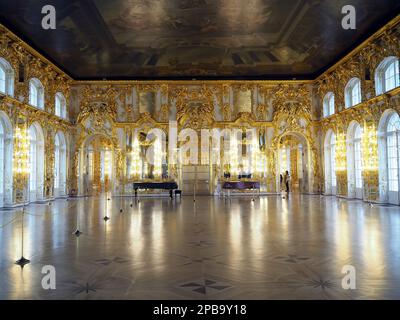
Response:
[323,92,335,118]
[55,92,67,119]
[375,57,400,95]
[0,57,14,96]
[345,78,362,108]
[29,78,45,109]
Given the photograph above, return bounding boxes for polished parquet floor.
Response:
[1,194,400,300]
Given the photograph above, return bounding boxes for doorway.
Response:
[277,133,310,193]
[79,135,114,196]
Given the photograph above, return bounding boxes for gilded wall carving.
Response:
[0,17,399,204]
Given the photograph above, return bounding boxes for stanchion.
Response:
[103,192,110,221]
[119,186,123,213]
[15,204,30,267]
[73,202,82,237]
[193,166,197,203]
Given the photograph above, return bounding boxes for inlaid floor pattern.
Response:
[1,194,400,299]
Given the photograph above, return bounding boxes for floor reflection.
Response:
[0,195,400,299]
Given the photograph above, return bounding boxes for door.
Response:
[181,165,210,195]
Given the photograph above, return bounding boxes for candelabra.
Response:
[13,121,31,266]
[131,135,142,179]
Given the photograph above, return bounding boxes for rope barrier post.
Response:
[119,185,123,213]
[103,192,110,221]
[15,204,30,267]
[73,200,82,237]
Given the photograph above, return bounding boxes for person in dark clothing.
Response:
[283,170,290,193]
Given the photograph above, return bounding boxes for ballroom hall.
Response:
[0,0,399,301]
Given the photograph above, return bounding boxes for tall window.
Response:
[29,78,44,109]
[0,113,12,207]
[345,78,361,108]
[324,130,337,194]
[375,57,400,95]
[0,121,4,197]
[55,92,67,118]
[347,123,363,199]
[323,92,335,117]
[0,66,5,94]
[54,132,67,196]
[386,113,400,193]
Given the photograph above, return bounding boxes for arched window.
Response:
[345,78,361,108]
[0,65,5,94]
[386,114,400,193]
[55,92,67,118]
[29,78,44,109]
[0,57,14,96]
[347,122,363,199]
[54,131,67,197]
[28,123,44,202]
[375,57,400,95]
[323,92,335,117]
[0,120,4,199]
[324,130,337,195]
[378,111,400,204]
[0,112,13,207]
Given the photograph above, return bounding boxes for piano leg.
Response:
[169,190,173,199]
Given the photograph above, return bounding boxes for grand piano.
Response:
[132,181,178,199]
[221,180,261,198]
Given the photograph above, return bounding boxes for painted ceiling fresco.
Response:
[0,0,399,79]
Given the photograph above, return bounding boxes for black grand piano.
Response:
[221,180,261,199]
[222,181,260,190]
[133,181,178,199]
